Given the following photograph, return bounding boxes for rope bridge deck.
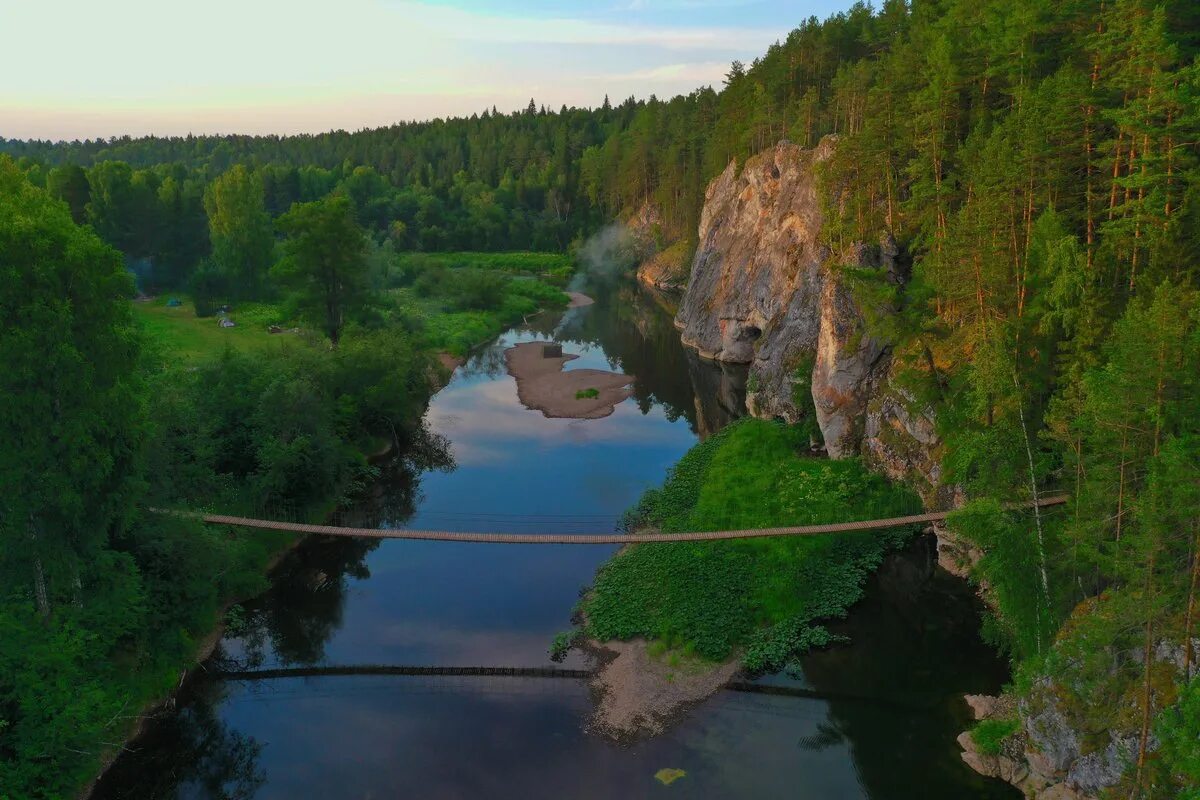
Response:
[157,495,1067,545]
[214,664,950,709]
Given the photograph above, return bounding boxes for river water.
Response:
[94,278,1017,800]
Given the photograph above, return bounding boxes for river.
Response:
[93,277,1017,800]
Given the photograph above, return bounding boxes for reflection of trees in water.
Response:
[429,276,747,436]
[795,538,1017,800]
[92,681,264,800]
[230,426,454,669]
[685,349,748,440]
[545,276,745,431]
[98,429,455,797]
[231,535,381,667]
[354,422,455,528]
[460,338,510,380]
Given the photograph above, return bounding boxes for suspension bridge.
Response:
[157,495,1067,544]
[213,664,946,710]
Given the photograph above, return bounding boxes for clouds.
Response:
[390,0,778,51]
[0,0,823,139]
[580,61,731,84]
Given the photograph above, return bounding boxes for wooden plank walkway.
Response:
[161,495,1067,545]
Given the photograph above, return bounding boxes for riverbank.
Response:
[78,530,303,800]
[78,279,587,798]
[586,636,741,739]
[577,418,924,731]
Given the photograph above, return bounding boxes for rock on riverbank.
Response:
[587,638,741,740]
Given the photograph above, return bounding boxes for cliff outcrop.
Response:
[674,137,942,488]
[626,202,691,291]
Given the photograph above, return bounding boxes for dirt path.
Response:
[504,341,633,419]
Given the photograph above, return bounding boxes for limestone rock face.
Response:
[810,239,895,457]
[625,202,691,291]
[676,140,830,373]
[1066,735,1141,795]
[1023,697,1082,777]
[957,731,1031,786]
[626,201,663,252]
[636,242,691,291]
[862,384,946,502]
[675,137,927,473]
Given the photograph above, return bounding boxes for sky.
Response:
[0,0,852,141]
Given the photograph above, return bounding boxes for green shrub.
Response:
[585,419,921,666]
[549,630,580,662]
[395,251,574,280]
[575,388,600,399]
[970,718,1020,756]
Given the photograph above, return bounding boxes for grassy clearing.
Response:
[132,296,294,360]
[392,274,569,357]
[583,418,922,672]
[395,250,574,284]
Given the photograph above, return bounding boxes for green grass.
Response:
[970,718,1020,755]
[392,275,569,357]
[396,250,574,283]
[576,387,600,399]
[583,418,923,671]
[132,296,293,360]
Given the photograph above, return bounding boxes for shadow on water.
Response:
[792,536,1019,799]
[92,277,1015,800]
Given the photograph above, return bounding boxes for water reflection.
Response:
[797,537,1016,799]
[92,278,1013,800]
[529,276,745,432]
[685,349,748,440]
[97,682,265,800]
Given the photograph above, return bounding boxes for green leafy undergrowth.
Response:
[585,418,920,671]
[394,250,575,284]
[576,387,600,399]
[970,718,1020,755]
[392,275,568,356]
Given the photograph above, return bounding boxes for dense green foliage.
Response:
[585,419,919,670]
[4,0,1200,794]
[0,161,143,622]
[390,263,568,356]
[0,163,435,799]
[273,195,370,346]
[1158,676,1200,799]
[204,164,274,300]
[393,251,575,285]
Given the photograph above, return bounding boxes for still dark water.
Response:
[94,279,1016,800]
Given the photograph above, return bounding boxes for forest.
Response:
[3,0,1200,797]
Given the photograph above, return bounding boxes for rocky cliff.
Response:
[669,136,1181,800]
[625,202,691,291]
[674,138,943,491]
[959,635,1195,800]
